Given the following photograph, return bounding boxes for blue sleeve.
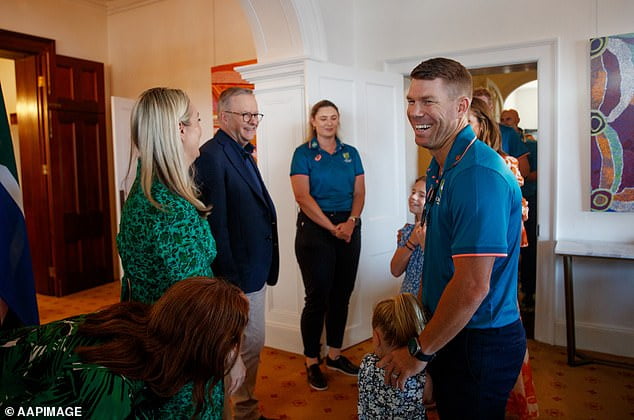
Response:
[504,128,529,158]
[194,148,239,285]
[397,224,413,247]
[352,147,365,175]
[290,146,309,176]
[449,168,511,256]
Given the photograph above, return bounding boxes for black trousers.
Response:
[295,211,361,358]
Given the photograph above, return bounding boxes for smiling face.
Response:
[222,93,259,146]
[408,179,427,217]
[407,78,469,153]
[180,104,202,167]
[311,106,339,140]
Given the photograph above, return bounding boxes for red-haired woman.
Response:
[0,277,248,419]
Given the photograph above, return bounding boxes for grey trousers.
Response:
[224,285,266,420]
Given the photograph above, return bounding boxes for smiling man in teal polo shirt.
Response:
[378,57,526,419]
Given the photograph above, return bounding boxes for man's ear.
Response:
[219,110,228,125]
[457,96,470,116]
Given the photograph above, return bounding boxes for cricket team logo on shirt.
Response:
[342,152,352,163]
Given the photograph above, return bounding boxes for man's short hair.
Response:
[410,58,472,99]
[218,87,254,113]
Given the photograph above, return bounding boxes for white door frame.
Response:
[384,39,559,345]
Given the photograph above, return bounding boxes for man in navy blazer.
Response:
[194,87,278,420]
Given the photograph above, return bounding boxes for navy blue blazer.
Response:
[194,129,279,293]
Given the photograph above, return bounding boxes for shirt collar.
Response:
[308,137,344,153]
[242,142,256,155]
[427,125,477,177]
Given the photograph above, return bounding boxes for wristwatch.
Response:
[348,216,361,226]
[407,337,435,362]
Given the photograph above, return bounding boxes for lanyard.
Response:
[422,136,477,223]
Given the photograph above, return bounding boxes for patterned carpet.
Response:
[37,281,634,419]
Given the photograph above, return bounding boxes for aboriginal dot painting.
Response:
[590,32,634,212]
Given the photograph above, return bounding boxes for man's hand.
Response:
[377,346,427,390]
[226,352,246,395]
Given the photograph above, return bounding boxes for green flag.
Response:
[0,83,19,185]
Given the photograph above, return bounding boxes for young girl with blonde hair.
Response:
[358,293,432,419]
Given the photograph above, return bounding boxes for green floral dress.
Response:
[117,172,217,304]
[0,317,223,419]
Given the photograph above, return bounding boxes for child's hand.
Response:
[409,222,426,247]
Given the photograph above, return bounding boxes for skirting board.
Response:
[554,320,634,358]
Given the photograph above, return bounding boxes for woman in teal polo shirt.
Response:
[290,100,365,391]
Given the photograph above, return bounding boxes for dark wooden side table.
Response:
[554,240,634,369]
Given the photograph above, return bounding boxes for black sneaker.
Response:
[306,363,328,391]
[326,355,359,376]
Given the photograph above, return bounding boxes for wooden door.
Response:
[13,55,55,294]
[48,55,113,295]
[2,29,57,295]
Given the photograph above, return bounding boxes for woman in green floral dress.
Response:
[117,87,217,304]
[0,277,248,419]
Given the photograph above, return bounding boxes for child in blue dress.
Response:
[358,293,431,419]
[390,176,426,297]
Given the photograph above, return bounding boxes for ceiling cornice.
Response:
[71,0,164,15]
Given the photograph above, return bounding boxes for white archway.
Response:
[238,0,327,63]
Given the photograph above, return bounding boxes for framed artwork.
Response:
[590,32,634,212]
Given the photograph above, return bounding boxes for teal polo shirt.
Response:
[500,124,529,159]
[422,125,523,329]
[290,138,364,212]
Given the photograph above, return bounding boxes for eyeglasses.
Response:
[224,111,264,122]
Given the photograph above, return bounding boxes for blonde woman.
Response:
[117,87,216,304]
[358,293,432,419]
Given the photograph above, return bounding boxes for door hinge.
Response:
[48,266,56,278]
[42,164,49,176]
[37,75,46,88]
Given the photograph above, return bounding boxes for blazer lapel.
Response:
[218,131,270,208]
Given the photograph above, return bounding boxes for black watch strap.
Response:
[408,337,435,362]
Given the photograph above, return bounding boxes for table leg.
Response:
[561,252,633,369]
[563,255,578,366]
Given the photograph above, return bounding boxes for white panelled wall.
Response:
[239,58,406,353]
